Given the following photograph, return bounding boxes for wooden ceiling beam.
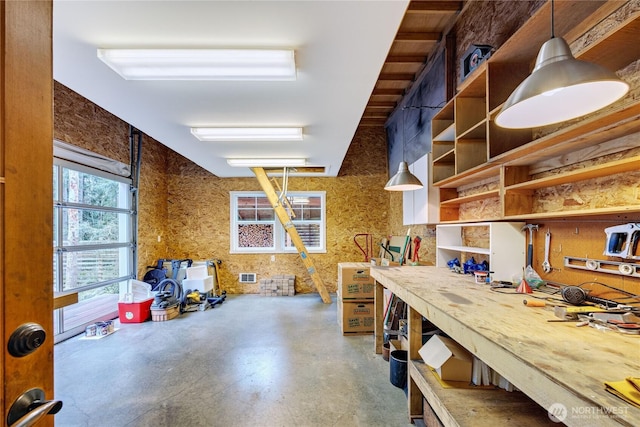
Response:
[362,111,390,118]
[378,73,415,81]
[396,31,441,41]
[407,1,463,13]
[372,88,405,96]
[367,101,396,108]
[359,118,387,127]
[385,55,426,64]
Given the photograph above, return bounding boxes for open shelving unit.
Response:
[430,1,640,222]
[435,221,524,283]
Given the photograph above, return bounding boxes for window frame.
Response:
[53,157,135,342]
[230,191,326,254]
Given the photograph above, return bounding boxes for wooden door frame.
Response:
[1,1,54,425]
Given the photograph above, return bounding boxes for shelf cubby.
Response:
[430,4,640,221]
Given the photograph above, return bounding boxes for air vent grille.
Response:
[239,273,257,283]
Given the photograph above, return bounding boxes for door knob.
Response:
[7,323,46,357]
[7,388,62,427]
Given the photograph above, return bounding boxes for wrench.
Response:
[542,229,551,273]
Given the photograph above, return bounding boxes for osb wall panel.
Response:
[386,191,437,266]
[54,81,129,164]
[454,0,544,85]
[54,82,170,280]
[163,126,392,295]
[530,221,640,301]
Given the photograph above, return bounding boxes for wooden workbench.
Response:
[371,265,640,427]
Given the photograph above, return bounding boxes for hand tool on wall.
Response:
[603,223,640,259]
[521,224,539,267]
[542,229,552,273]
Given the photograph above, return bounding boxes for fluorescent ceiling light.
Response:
[191,127,303,142]
[226,158,307,167]
[97,49,296,81]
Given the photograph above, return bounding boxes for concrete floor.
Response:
[54,294,412,427]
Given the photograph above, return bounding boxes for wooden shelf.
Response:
[506,155,640,191]
[437,244,489,255]
[575,12,640,72]
[433,123,455,142]
[494,99,640,167]
[433,163,501,188]
[410,360,556,427]
[432,146,455,164]
[431,2,640,221]
[440,189,500,206]
[504,205,640,221]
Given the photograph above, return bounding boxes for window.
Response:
[53,157,134,342]
[231,191,325,253]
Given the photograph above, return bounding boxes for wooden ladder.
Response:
[252,167,332,304]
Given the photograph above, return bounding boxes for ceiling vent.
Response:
[239,273,257,284]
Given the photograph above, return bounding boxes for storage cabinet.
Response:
[435,222,524,282]
[431,2,640,222]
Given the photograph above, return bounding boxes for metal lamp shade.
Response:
[495,37,629,129]
[384,161,423,191]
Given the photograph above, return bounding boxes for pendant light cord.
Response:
[550,0,555,38]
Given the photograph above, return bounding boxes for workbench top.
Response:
[371,265,640,427]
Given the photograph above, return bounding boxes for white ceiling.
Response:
[53,0,409,178]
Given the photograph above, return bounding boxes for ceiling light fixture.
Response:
[226,158,307,168]
[97,48,296,81]
[191,127,303,142]
[385,107,423,191]
[495,0,629,129]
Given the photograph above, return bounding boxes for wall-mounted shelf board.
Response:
[433,124,455,142]
[440,189,500,207]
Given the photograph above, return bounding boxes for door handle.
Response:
[7,388,62,427]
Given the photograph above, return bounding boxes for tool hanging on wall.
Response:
[542,228,552,273]
[604,223,640,259]
[521,224,539,266]
[564,256,640,278]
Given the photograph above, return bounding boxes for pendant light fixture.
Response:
[495,0,629,129]
[385,107,423,191]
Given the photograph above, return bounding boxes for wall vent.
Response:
[239,273,257,283]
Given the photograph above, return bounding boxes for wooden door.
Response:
[1,1,57,425]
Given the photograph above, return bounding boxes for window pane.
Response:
[285,224,321,248]
[237,208,255,221]
[53,165,59,201]
[62,248,124,291]
[237,224,274,248]
[63,168,128,208]
[62,208,129,245]
[256,208,274,221]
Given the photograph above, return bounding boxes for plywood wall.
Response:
[163,127,392,294]
[54,82,393,295]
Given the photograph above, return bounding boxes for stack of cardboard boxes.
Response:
[337,262,375,334]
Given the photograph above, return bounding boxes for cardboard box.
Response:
[118,297,154,323]
[337,300,374,334]
[338,263,374,299]
[419,335,473,382]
